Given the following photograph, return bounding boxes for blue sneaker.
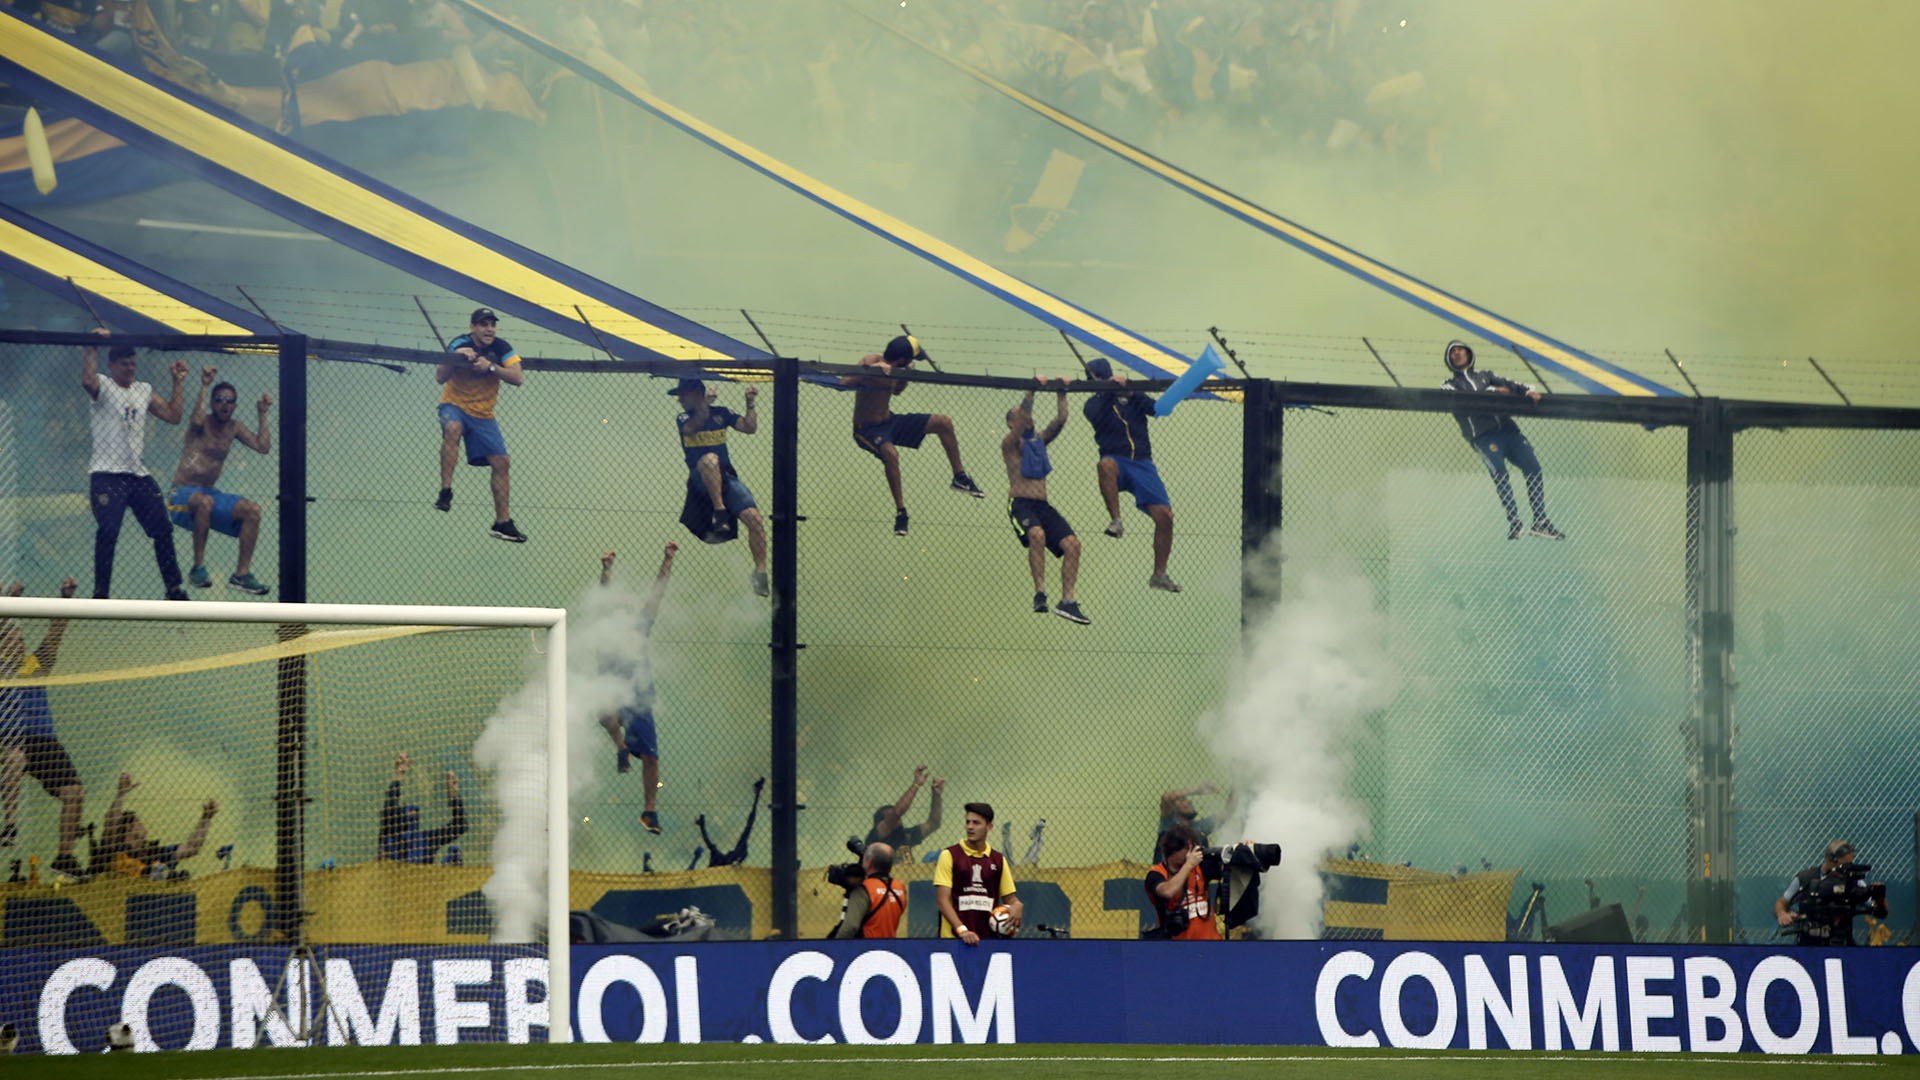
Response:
[188,565,213,589]
[227,572,270,596]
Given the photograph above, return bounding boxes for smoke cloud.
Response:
[472,563,663,943]
[1200,547,1400,938]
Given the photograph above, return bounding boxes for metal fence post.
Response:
[1686,397,1735,941]
[275,333,308,944]
[1242,378,1283,626]
[770,356,800,940]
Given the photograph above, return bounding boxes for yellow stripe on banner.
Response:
[897,27,1650,397]
[0,17,725,362]
[0,624,469,688]
[0,216,252,335]
[454,0,1238,402]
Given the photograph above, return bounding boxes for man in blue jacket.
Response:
[1441,340,1564,540]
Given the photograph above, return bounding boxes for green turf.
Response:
[14,1042,1920,1080]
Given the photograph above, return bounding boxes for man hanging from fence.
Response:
[0,577,85,880]
[671,378,769,598]
[1004,377,1089,624]
[1083,358,1180,592]
[843,334,985,537]
[81,329,189,600]
[435,308,527,543]
[167,366,273,596]
[1441,340,1565,541]
[596,546,674,834]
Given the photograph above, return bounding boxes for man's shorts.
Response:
[1009,496,1074,557]
[0,732,81,795]
[619,706,659,759]
[438,403,508,465]
[166,484,245,537]
[1105,456,1171,512]
[692,470,758,517]
[853,413,931,460]
[1471,430,1542,477]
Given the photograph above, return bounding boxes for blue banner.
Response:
[5,941,1919,1055]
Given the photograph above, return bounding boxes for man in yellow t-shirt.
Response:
[934,802,1021,943]
[434,309,527,542]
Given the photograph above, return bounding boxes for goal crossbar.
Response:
[0,596,574,1044]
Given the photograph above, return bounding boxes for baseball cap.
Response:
[883,334,927,365]
[470,308,498,325]
[1085,357,1113,379]
[669,377,706,396]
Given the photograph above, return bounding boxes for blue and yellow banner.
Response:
[0,9,766,367]
[860,13,1676,398]
[449,0,1235,400]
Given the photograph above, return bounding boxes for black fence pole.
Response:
[770,356,800,940]
[1685,398,1735,942]
[275,334,309,944]
[1241,379,1283,629]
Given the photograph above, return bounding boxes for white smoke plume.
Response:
[1200,551,1400,939]
[473,560,662,943]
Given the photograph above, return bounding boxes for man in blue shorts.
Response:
[673,378,769,597]
[1082,358,1180,592]
[167,365,273,595]
[596,546,675,834]
[434,309,527,543]
[842,334,985,536]
[0,577,86,880]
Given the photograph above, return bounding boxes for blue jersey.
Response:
[0,687,54,740]
[679,406,738,470]
[1083,391,1156,461]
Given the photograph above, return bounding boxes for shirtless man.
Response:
[1003,377,1088,624]
[842,334,984,537]
[167,366,273,595]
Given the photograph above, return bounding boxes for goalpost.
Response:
[0,596,571,1048]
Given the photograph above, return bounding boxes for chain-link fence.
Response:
[4,329,1918,949]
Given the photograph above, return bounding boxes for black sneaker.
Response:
[1054,600,1091,625]
[951,472,985,498]
[165,586,190,601]
[489,519,528,543]
[1507,520,1524,541]
[1529,520,1566,540]
[434,488,453,512]
[894,509,910,536]
[1033,591,1049,614]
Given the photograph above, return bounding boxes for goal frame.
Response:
[0,596,573,1044]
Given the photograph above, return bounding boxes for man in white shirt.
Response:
[80,329,189,600]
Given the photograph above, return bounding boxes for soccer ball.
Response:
[105,1022,134,1052]
[990,905,1015,936]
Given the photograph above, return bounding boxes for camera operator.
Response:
[831,841,906,939]
[1775,840,1888,946]
[1145,824,1224,940]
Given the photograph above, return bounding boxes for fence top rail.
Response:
[0,596,567,626]
[9,330,1915,431]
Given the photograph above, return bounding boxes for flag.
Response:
[1154,342,1226,415]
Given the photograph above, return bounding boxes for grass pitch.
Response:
[14,1042,1920,1080]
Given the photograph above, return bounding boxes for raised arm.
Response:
[1040,377,1069,444]
[33,577,79,673]
[876,766,926,836]
[420,771,468,854]
[175,799,219,862]
[80,328,106,398]
[1003,388,1036,452]
[840,354,896,389]
[236,392,274,453]
[150,360,189,424]
[642,542,678,622]
[189,366,215,429]
[733,385,760,434]
[922,776,944,835]
[102,772,137,850]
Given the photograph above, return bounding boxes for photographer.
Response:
[1145,824,1223,940]
[1775,840,1888,946]
[831,841,905,939]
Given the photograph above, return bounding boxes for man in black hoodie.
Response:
[1440,341,1565,540]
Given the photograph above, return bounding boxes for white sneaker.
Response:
[1104,517,1124,538]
